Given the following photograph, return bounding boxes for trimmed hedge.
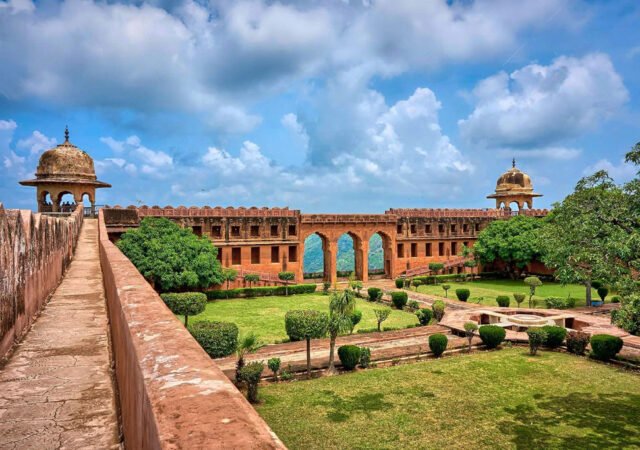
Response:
[526,327,546,356]
[432,300,446,322]
[456,289,471,302]
[188,321,238,358]
[205,284,316,300]
[566,330,590,355]
[544,297,577,310]
[541,325,566,348]
[395,278,404,289]
[429,333,448,357]
[479,325,506,349]
[415,308,433,326]
[391,291,408,309]
[610,295,621,304]
[597,287,609,301]
[160,292,207,325]
[338,345,362,370]
[367,287,382,301]
[496,295,510,307]
[590,334,623,361]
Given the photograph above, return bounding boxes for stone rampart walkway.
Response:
[0,219,120,449]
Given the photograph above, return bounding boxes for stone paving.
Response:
[0,220,120,450]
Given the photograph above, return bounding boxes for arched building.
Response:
[20,127,110,214]
[487,159,542,210]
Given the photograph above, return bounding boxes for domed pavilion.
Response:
[487,159,542,210]
[20,127,110,213]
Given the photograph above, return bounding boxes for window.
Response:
[289,245,298,262]
[463,223,469,233]
[288,225,297,236]
[411,243,417,257]
[425,224,432,234]
[397,243,405,258]
[451,242,458,255]
[438,242,444,256]
[251,247,260,264]
[191,225,202,237]
[463,241,469,249]
[425,243,432,256]
[397,224,403,234]
[211,225,222,238]
[410,224,417,234]
[232,247,241,265]
[475,223,481,232]
[216,249,222,262]
[271,246,280,263]
[231,225,240,237]
[450,224,457,233]
[250,225,260,237]
[270,225,279,237]
[438,224,445,233]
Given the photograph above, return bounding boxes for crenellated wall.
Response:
[98,210,285,449]
[0,204,83,359]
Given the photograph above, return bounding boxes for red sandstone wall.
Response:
[0,204,83,359]
[97,211,285,450]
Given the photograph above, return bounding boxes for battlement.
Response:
[301,214,398,224]
[386,208,548,218]
[108,205,300,217]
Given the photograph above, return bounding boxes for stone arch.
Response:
[57,191,76,213]
[337,231,366,281]
[302,231,331,282]
[369,231,393,279]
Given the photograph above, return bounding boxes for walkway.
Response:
[0,220,120,450]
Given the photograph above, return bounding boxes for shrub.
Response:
[545,297,571,310]
[597,287,609,302]
[566,297,577,309]
[611,296,640,336]
[526,327,546,356]
[359,347,371,368]
[205,284,316,300]
[566,331,590,355]
[349,310,363,334]
[338,345,362,370]
[160,292,207,326]
[374,308,391,331]
[479,325,506,349]
[407,300,420,312]
[496,295,510,307]
[432,300,446,322]
[591,281,603,290]
[267,357,281,381]
[441,284,451,298]
[391,291,408,309]
[239,361,264,403]
[590,334,623,361]
[429,262,445,273]
[416,308,433,326]
[513,293,526,307]
[541,325,567,349]
[456,289,471,302]
[367,287,382,302]
[323,281,331,294]
[285,310,329,342]
[412,279,423,290]
[428,333,448,357]
[611,295,621,304]
[464,322,478,352]
[278,271,295,295]
[244,273,260,288]
[189,321,238,358]
[524,276,543,308]
[395,278,404,289]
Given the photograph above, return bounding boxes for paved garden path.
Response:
[0,220,120,450]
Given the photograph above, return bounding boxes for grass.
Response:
[178,293,418,344]
[416,279,606,308]
[257,348,640,449]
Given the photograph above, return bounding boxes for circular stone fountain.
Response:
[509,314,552,327]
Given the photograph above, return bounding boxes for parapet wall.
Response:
[0,204,83,359]
[97,211,284,449]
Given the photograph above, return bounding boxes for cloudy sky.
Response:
[1,0,638,212]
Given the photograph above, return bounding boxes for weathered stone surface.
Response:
[0,219,120,450]
[0,204,83,359]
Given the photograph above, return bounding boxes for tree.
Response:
[239,362,264,403]
[349,310,363,334]
[267,357,281,381]
[524,276,542,308]
[374,308,391,331]
[278,271,295,295]
[441,284,451,298]
[327,289,356,374]
[463,322,478,352]
[429,263,444,275]
[285,310,329,378]
[611,296,640,336]
[160,292,206,326]
[472,215,544,279]
[222,268,238,296]
[235,333,261,385]
[244,273,260,288]
[116,217,223,292]
[513,293,526,308]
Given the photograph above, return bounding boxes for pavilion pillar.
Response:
[354,239,368,283]
[296,241,304,283]
[325,240,338,286]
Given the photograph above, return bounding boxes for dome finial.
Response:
[512,157,516,168]
[64,125,69,143]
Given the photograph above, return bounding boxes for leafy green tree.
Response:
[472,215,543,279]
[285,310,329,378]
[612,296,640,336]
[327,289,356,374]
[278,271,295,295]
[463,322,478,352]
[374,308,391,331]
[267,357,281,381]
[116,217,223,292]
[524,276,542,308]
[441,284,451,298]
[222,268,238,295]
[429,263,444,275]
[244,273,260,288]
[160,292,206,326]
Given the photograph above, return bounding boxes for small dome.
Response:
[494,166,533,193]
[36,140,97,182]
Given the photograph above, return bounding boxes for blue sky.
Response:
[1,0,638,212]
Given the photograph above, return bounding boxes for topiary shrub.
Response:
[367,287,382,302]
[416,308,433,326]
[338,345,362,370]
[160,292,207,326]
[267,357,281,381]
[285,310,329,342]
[349,310,363,334]
[496,295,510,307]
[545,297,572,310]
[428,333,448,357]
[479,325,506,349]
[239,361,264,403]
[441,284,451,298]
[395,278,404,289]
[464,322,478,352]
[359,347,371,368]
[374,308,391,331]
[610,295,621,304]
[407,300,420,312]
[590,334,623,361]
[541,325,567,349]
[526,327,546,356]
[188,321,238,358]
[391,291,408,309]
[566,331,590,355]
[412,279,423,290]
[513,293,526,308]
[456,289,471,302]
[597,287,609,302]
[432,300,446,322]
[278,271,296,295]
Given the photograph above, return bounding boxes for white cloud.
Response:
[0,121,54,180]
[459,53,628,149]
[281,113,309,151]
[583,158,637,183]
[96,135,170,178]
[17,130,56,156]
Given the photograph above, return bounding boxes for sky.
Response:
[1,0,639,212]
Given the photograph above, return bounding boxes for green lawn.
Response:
[416,279,605,308]
[179,293,418,344]
[257,349,640,449]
